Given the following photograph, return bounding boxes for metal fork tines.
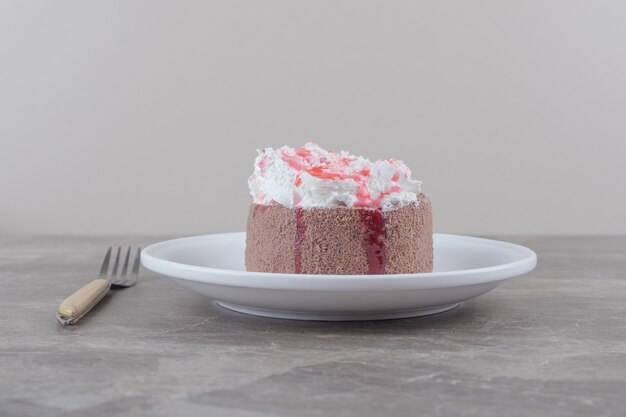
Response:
[104,246,141,287]
[56,246,141,325]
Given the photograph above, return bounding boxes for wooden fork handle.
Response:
[57,279,111,325]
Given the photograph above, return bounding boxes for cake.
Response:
[246,143,433,275]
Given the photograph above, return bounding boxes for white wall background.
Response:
[1,1,625,236]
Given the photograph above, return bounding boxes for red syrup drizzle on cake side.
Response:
[358,208,386,274]
[294,207,307,273]
[253,204,269,218]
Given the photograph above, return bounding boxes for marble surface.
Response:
[1,235,625,417]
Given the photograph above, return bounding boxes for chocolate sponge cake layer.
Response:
[245,194,433,275]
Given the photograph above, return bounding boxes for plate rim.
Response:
[141,232,537,291]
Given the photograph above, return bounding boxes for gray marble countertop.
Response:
[1,235,625,417]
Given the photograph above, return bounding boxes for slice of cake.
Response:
[246,142,433,275]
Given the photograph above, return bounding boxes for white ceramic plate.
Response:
[141,233,536,321]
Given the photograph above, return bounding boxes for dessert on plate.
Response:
[246,142,433,275]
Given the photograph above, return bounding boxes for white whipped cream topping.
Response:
[248,142,422,209]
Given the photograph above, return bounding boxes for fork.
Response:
[56,246,141,325]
